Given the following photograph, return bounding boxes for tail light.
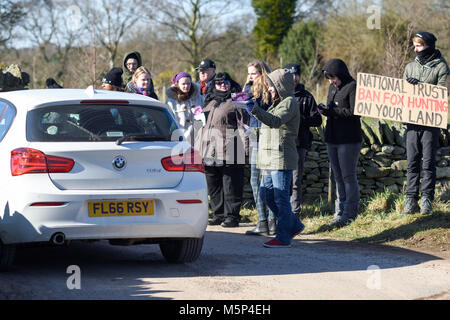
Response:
[161,148,204,173]
[11,148,75,176]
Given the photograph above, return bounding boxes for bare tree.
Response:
[382,22,415,78]
[20,0,84,84]
[76,0,141,68]
[0,0,26,48]
[146,0,243,76]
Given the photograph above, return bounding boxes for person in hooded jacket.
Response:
[196,72,249,228]
[283,63,322,218]
[166,71,204,145]
[402,31,449,215]
[246,68,305,248]
[122,51,142,84]
[319,58,362,228]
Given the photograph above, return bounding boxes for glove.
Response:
[192,106,203,115]
[407,78,420,85]
[317,103,333,117]
[245,100,255,113]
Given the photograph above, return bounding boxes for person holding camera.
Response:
[319,58,362,228]
[246,68,305,248]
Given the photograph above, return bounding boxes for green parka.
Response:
[403,50,449,87]
[251,69,300,170]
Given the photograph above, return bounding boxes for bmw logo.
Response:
[112,156,126,170]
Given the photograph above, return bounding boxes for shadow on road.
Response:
[1,227,445,299]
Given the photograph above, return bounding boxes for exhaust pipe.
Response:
[51,232,66,245]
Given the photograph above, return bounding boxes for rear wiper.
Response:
[66,120,101,141]
[116,134,168,145]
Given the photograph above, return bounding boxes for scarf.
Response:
[417,47,440,65]
[211,88,231,105]
[135,84,154,96]
[200,81,208,94]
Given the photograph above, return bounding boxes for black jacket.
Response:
[322,59,362,144]
[294,83,322,149]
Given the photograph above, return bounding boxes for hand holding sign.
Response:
[355,73,448,129]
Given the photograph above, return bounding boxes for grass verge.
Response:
[240,183,450,255]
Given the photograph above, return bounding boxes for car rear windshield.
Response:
[27,104,178,142]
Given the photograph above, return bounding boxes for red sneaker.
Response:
[263,239,291,248]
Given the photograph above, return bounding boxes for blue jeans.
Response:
[250,147,274,222]
[327,142,361,219]
[260,170,304,245]
[251,164,275,222]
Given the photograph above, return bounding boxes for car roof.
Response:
[0,87,167,110]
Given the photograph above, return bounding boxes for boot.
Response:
[403,198,420,214]
[208,216,223,225]
[268,219,277,235]
[245,220,268,235]
[420,197,432,214]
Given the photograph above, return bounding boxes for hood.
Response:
[166,83,200,100]
[294,83,306,96]
[267,68,295,100]
[322,58,353,85]
[123,51,142,72]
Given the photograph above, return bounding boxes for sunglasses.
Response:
[215,80,230,86]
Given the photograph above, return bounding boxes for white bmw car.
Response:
[0,87,208,269]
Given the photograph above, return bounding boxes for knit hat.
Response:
[171,72,191,85]
[283,63,301,76]
[46,77,63,89]
[102,67,123,87]
[415,31,437,48]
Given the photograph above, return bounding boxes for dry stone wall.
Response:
[242,119,450,207]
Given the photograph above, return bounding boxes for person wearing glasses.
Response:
[196,72,248,228]
[402,32,449,215]
[319,58,362,229]
[203,68,242,107]
[122,51,142,84]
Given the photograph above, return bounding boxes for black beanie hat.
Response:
[415,31,437,48]
[45,77,63,89]
[283,63,301,76]
[102,67,123,87]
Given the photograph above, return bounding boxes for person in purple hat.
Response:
[166,71,204,145]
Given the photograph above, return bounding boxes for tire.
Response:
[0,240,16,272]
[159,237,204,263]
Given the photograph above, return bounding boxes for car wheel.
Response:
[159,237,204,263]
[0,240,16,271]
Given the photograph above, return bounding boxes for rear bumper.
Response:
[0,177,208,244]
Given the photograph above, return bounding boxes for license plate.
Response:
[88,200,154,217]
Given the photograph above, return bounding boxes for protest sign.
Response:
[354,73,448,129]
